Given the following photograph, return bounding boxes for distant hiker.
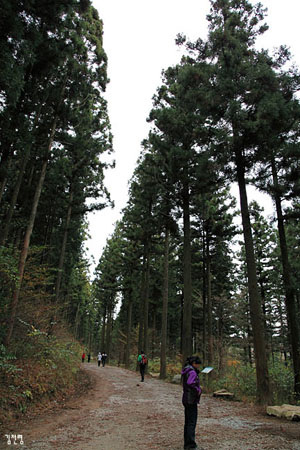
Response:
[88,353,91,363]
[102,352,107,367]
[81,352,85,363]
[137,350,148,382]
[181,356,202,450]
[97,352,102,367]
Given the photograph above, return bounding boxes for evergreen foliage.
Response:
[92,0,300,403]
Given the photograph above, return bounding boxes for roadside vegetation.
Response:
[0,329,85,426]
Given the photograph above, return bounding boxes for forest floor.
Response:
[1,363,300,450]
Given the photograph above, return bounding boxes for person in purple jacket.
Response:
[181,356,202,449]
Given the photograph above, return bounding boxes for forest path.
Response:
[1,363,300,450]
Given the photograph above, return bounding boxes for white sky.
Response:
[85,0,300,274]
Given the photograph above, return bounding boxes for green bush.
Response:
[269,358,294,404]
[0,328,83,425]
[0,344,21,377]
[206,358,296,403]
[208,362,257,401]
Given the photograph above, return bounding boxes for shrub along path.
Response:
[1,364,300,450]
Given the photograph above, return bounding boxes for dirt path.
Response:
[1,364,300,450]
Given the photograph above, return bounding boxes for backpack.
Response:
[141,354,148,365]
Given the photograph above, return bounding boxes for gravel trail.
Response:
[1,364,300,450]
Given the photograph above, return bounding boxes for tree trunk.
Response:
[151,308,156,359]
[217,302,225,374]
[202,229,207,365]
[182,177,192,363]
[1,104,42,244]
[271,159,300,397]
[207,236,213,367]
[0,153,12,205]
[141,240,150,356]
[55,188,74,303]
[100,308,106,351]
[105,304,113,358]
[0,141,13,199]
[235,147,271,404]
[74,301,81,339]
[5,116,58,347]
[160,226,169,379]
[125,296,133,369]
[0,148,30,245]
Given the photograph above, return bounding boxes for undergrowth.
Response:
[136,354,296,405]
[204,358,295,404]
[0,329,83,426]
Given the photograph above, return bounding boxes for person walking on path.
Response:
[81,352,85,363]
[102,352,107,367]
[137,350,148,382]
[97,352,102,367]
[181,356,202,449]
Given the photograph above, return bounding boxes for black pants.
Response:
[98,360,101,367]
[184,404,198,449]
[139,364,146,381]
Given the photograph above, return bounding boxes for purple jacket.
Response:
[181,365,202,406]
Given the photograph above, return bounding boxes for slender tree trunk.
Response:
[202,229,207,365]
[141,240,150,357]
[55,188,74,303]
[180,293,184,355]
[182,177,192,363]
[271,159,300,397]
[151,308,156,359]
[4,116,58,347]
[207,237,213,367]
[235,147,271,404]
[0,143,13,200]
[101,308,106,351]
[160,226,169,379]
[218,303,224,374]
[0,154,12,204]
[0,175,7,204]
[125,295,133,369]
[138,318,143,361]
[0,67,37,193]
[105,304,113,358]
[74,301,81,338]
[1,105,42,244]
[0,148,30,245]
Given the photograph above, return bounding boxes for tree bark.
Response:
[202,229,207,365]
[125,293,133,370]
[5,115,58,347]
[55,188,74,303]
[100,308,106,351]
[271,158,300,397]
[0,148,30,245]
[206,236,213,367]
[182,176,192,363]
[0,157,11,205]
[1,105,42,245]
[235,147,271,404]
[160,226,169,379]
[142,240,150,357]
[105,305,112,358]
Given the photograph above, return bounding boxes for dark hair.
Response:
[185,355,201,366]
[140,350,144,354]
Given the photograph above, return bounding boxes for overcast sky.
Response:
[85,0,300,274]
